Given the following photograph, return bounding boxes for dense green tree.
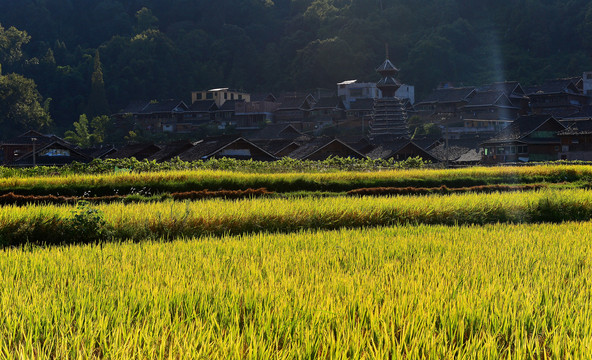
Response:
[0,0,591,132]
[0,23,30,73]
[0,73,52,138]
[134,7,158,34]
[64,114,111,147]
[85,50,110,118]
[64,114,92,147]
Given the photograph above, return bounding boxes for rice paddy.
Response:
[2,223,592,358]
[1,164,590,196]
[2,164,592,358]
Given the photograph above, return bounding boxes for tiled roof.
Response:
[428,144,474,162]
[454,148,483,163]
[140,100,188,113]
[146,140,196,162]
[276,93,315,110]
[526,78,582,95]
[1,131,70,146]
[417,87,476,104]
[478,82,524,96]
[482,115,563,143]
[365,140,436,161]
[285,137,364,160]
[558,120,592,135]
[250,93,277,102]
[106,143,161,159]
[188,100,217,112]
[251,139,300,155]
[217,99,244,111]
[117,100,150,114]
[245,124,305,140]
[464,91,505,107]
[313,97,344,110]
[376,59,399,73]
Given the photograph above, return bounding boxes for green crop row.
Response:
[0,164,591,196]
[2,189,592,245]
[1,222,592,358]
[0,156,429,178]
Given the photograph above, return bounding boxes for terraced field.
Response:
[2,223,592,358]
[1,164,592,358]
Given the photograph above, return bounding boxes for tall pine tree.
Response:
[85,50,110,118]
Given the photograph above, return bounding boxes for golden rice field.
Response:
[1,223,592,358]
[1,188,592,245]
[0,164,590,195]
[3,165,592,358]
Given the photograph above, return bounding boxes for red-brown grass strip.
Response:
[170,188,273,200]
[0,188,274,206]
[347,184,547,196]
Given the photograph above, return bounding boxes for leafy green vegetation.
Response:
[0,0,590,135]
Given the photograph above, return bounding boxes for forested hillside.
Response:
[0,0,591,134]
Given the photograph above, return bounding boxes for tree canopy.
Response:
[0,0,589,134]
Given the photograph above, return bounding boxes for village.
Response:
[2,56,592,167]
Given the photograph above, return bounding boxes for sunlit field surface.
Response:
[1,164,591,195]
[2,188,592,245]
[1,223,592,358]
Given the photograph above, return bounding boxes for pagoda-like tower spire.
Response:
[369,44,410,140]
[376,44,401,98]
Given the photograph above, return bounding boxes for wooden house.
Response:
[415,87,476,122]
[481,115,566,163]
[285,137,365,160]
[526,78,588,118]
[1,131,93,167]
[106,143,162,160]
[478,81,529,114]
[366,140,439,162]
[557,119,592,160]
[274,93,316,124]
[177,136,277,162]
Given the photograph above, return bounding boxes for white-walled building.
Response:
[337,80,415,109]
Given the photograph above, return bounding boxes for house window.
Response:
[41,149,71,157]
[224,93,228,100]
[206,93,213,99]
[196,93,202,100]
[238,95,242,100]
[554,145,560,151]
[231,93,235,100]
[219,149,251,157]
